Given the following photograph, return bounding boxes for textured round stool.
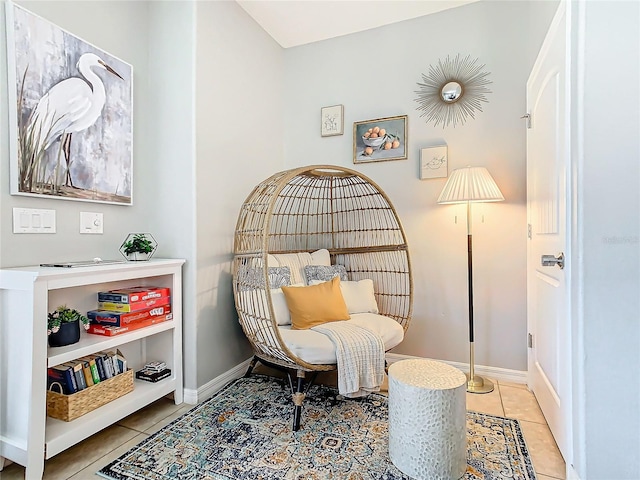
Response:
[388,359,467,480]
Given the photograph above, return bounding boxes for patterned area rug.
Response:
[99,375,536,480]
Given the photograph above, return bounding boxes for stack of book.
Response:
[87,286,172,337]
[47,350,127,395]
[135,360,171,383]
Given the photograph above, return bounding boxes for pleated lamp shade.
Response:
[437,166,504,204]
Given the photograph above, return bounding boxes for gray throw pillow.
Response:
[303,264,348,285]
[238,266,291,290]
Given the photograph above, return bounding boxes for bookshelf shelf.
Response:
[45,377,178,457]
[47,320,176,367]
[0,259,185,479]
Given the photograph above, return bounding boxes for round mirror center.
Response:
[441,81,463,103]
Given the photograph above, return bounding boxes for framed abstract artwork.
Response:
[353,115,407,164]
[5,2,133,204]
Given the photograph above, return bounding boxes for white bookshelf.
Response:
[0,259,185,479]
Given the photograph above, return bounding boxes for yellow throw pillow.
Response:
[281,276,350,330]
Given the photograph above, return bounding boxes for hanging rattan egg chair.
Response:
[232,165,412,430]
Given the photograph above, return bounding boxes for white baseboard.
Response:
[566,464,581,480]
[385,353,528,385]
[183,357,253,404]
[184,354,527,405]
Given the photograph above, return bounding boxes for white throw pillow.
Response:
[271,284,306,325]
[309,248,331,266]
[340,279,379,314]
[268,249,331,284]
[240,285,304,326]
[309,278,379,314]
[270,288,291,325]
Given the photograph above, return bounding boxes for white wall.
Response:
[0,1,154,266]
[572,1,640,477]
[194,1,284,386]
[283,1,557,371]
[146,1,198,392]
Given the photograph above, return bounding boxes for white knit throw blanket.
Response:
[312,322,385,398]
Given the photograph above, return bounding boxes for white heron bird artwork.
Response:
[23,53,123,189]
[8,3,133,204]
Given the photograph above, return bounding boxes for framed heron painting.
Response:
[5,2,133,205]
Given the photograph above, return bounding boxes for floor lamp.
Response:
[437,166,504,394]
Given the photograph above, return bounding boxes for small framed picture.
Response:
[420,145,448,179]
[353,115,408,164]
[321,104,344,137]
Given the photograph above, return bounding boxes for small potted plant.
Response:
[48,305,90,347]
[120,233,157,261]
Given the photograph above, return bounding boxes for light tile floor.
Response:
[1,371,565,480]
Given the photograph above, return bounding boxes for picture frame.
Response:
[420,145,448,179]
[353,115,408,164]
[5,2,133,205]
[321,104,344,137]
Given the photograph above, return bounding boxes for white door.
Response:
[526,1,571,463]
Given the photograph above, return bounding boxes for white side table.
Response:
[388,358,467,480]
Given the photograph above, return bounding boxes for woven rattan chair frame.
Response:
[232,165,413,429]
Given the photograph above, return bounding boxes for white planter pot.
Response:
[127,252,150,261]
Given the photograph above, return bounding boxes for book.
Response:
[114,351,128,374]
[81,361,94,387]
[79,356,101,384]
[108,351,121,375]
[48,365,78,394]
[143,361,167,372]
[88,304,172,327]
[89,358,101,384]
[40,259,126,268]
[97,296,170,313]
[63,362,86,390]
[97,286,171,304]
[101,352,116,377]
[47,373,69,394]
[91,353,108,380]
[96,349,127,377]
[135,368,171,383]
[87,313,172,337]
[47,365,75,395]
[96,353,113,379]
[74,361,88,390]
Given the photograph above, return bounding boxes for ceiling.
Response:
[236,0,480,49]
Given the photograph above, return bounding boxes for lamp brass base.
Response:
[466,374,494,394]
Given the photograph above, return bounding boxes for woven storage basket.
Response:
[47,369,134,422]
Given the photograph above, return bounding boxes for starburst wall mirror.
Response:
[415,54,492,128]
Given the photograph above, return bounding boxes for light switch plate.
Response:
[12,208,56,234]
[80,212,104,234]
